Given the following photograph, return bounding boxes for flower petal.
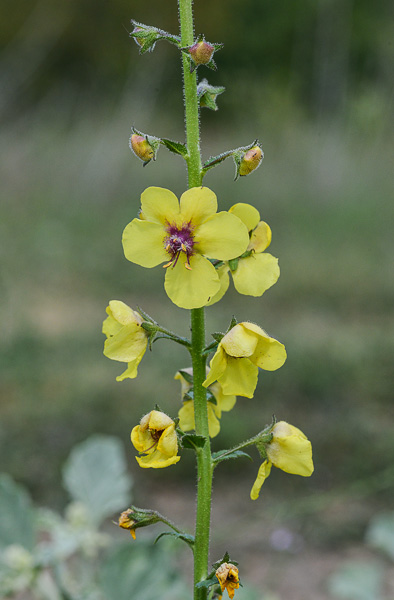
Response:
[103,323,147,362]
[231,253,279,296]
[178,401,195,432]
[229,203,260,231]
[157,423,178,456]
[221,323,258,357]
[140,187,180,225]
[206,264,230,306]
[195,212,249,260]
[130,425,153,453]
[136,451,181,468]
[164,253,220,309]
[249,221,272,252]
[148,411,174,430]
[179,187,217,227]
[203,346,227,388]
[116,356,143,381]
[122,219,168,267]
[207,404,221,438]
[108,301,142,326]
[218,356,258,398]
[250,334,287,371]
[267,421,314,476]
[250,460,272,500]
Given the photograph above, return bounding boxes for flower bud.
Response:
[182,36,223,72]
[238,145,263,176]
[129,128,160,166]
[189,40,214,65]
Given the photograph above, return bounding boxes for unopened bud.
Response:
[232,140,264,180]
[129,128,160,166]
[239,145,263,176]
[189,40,214,65]
[182,36,223,73]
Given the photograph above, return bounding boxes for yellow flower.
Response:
[250,421,314,500]
[122,186,249,309]
[175,368,236,438]
[118,509,137,539]
[215,563,240,599]
[102,301,148,381]
[131,410,181,469]
[203,322,286,398]
[208,203,279,304]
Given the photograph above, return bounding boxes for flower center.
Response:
[163,222,195,270]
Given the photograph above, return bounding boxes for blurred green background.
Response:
[1,0,393,597]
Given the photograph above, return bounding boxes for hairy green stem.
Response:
[179,0,212,597]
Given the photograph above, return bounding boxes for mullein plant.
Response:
[103,1,314,598]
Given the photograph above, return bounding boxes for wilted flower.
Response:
[203,322,286,398]
[175,368,236,438]
[102,301,148,381]
[215,563,240,599]
[238,145,263,176]
[250,421,314,500]
[131,410,181,468]
[122,186,249,309]
[118,508,137,539]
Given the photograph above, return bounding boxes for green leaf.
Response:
[327,561,384,600]
[366,512,394,560]
[100,541,189,600]
[202,150,233,173]
[212,450,252,465]
[154,531,194,549]
[181,434,206,450]
[0,473,35,551]
[160,139,188,157]
[195,575,219,590]
[178,369,193,384]
[62,435,132,524]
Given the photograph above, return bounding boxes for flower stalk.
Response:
[178,0,213,596]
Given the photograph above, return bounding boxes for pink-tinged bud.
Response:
[189,40,215,65]
[239,145,263,176]
[130,134,154,162]
[129,129,160,166]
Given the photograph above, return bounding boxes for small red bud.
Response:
[188,40,215,65]
[130,134,155,163]
[239,146,263,176]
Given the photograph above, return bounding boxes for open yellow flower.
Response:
[215,563,240,599]
[250,421,314,500]
[208,203,279,305]
[203,322,286,398]
[175,368,236,438]
[102,300,148,381]
[131,410,181,468]
[122,186,249,309]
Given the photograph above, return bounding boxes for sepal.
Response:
[212,449,252,466]
[197,78,225,111]
[154,531,195,550]
[130,20,181,54]
[160,138,188,158]
[180,433,207,450]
